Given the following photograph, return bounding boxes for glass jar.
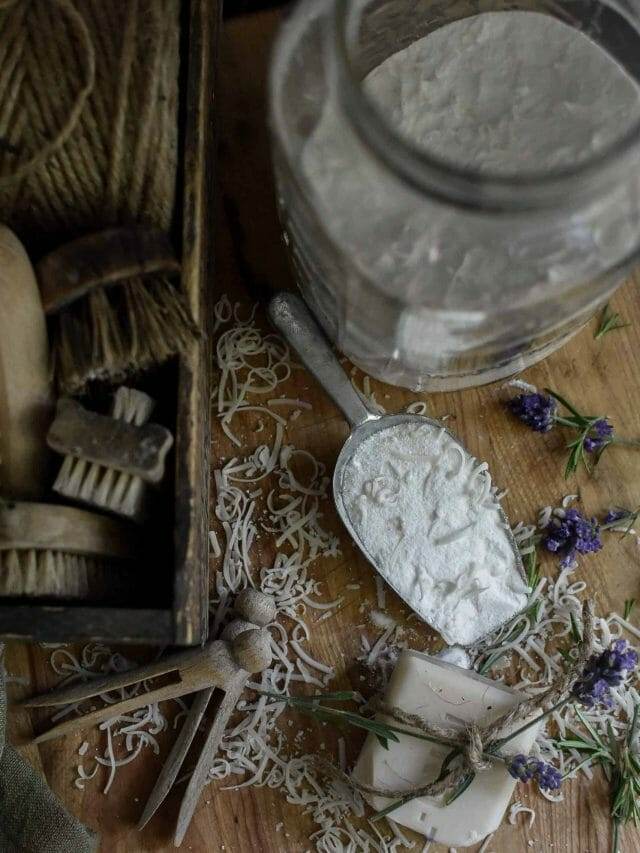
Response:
[269,0,640,391]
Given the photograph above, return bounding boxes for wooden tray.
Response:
[0,0,219,646]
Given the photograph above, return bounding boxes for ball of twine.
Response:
[0,0,180,243]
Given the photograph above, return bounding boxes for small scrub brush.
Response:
[0,501,138,600]
[48,386,174,523]
[36,227,199,395]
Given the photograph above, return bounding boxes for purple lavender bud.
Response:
[508,393,556,433]
[573,639,637,707]
[594,418,614,439]
[559,552,577,570]
[508,754,537,783]
[604,509,627,526]
[584,418,614,454]
[509,755,562,792]
[543,509,601,567]
[534,761,562,792]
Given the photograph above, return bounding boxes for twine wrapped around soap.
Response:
[320,600,595,802]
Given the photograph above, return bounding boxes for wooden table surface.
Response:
[6,9,640,852]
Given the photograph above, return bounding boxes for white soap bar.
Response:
[353,650,543,848]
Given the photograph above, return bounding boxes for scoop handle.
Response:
[268,292,375,428]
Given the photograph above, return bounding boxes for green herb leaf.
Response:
[545,388,591,423]
[624,599,636,621]
[555,739,602,751]
[525,548,540,590]
[570,611,583,643]
[595,303,630,340]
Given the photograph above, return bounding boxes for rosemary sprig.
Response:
[555,704,640,853]
[610,706,640,852]
[260,690,452,750]
[624,599,636,621]
[595,303,629,340]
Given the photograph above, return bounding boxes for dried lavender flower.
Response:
[584,418,614,453]
[605,509,628,526]
[535,761,563,792]
[544,508,602,568]
[508,754,562,792]
[572,639,638,708]
[508,393,556,432]
[508,753,537,783]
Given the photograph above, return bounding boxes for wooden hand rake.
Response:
[20,589,277,846]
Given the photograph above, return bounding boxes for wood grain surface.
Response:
[5,9,640,852]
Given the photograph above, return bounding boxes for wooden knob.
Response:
[221,619,255,642]
[231,627,272,674]
[235,589,276,627]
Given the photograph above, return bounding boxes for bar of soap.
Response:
[352,650,543,848]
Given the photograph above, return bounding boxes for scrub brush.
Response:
[0,501,138,600]
[36,227,199,395]
[48,386,174,523]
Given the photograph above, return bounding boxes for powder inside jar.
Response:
[341,422,528,645]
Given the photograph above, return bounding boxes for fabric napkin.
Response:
[0,646,98,852]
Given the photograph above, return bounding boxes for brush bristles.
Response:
[0,549,111,598]
[53,455,146,521]
[52,387,152,521]
[51,275,199,395]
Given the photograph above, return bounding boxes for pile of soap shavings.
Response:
[47,644,187,794]
[474,498,640,802]
[207,297,419,852]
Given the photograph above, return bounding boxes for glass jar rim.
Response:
[332,0,640,212]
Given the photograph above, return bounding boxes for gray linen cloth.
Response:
[0,646,98,852]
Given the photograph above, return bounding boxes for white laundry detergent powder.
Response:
[300,10,640,331]
[341,422,528,645]
[360,11,640,174]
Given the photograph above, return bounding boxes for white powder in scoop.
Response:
[342,422,528,645]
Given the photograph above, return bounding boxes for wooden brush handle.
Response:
[37,227,181,313]
[0,226,53,500]
[0,502,138,560]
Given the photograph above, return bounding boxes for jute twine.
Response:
[320,600,595,802]
[0,0,180,244]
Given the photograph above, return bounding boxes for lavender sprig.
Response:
[507,388,639,478]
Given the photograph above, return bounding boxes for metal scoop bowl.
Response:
[268,292,527,648]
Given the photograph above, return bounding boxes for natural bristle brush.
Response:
[48,387,174,523]
[36,227,199,395]
[0,501,139,600]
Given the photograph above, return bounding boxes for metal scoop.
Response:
[269,292,527,648]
